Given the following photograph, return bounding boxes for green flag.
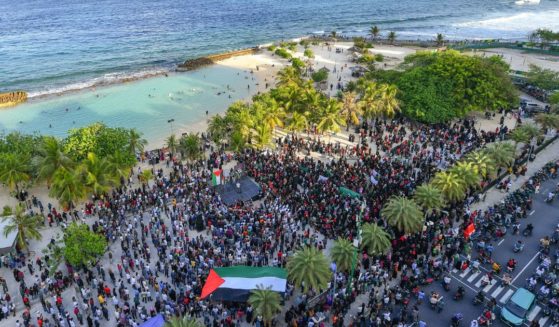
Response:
[339,186,360,198]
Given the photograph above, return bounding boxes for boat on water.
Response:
[515,0,540,5]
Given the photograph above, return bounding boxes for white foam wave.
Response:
[27,68,170,98]
[454,10,559,33]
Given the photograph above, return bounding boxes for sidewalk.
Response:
[471,137,559,212]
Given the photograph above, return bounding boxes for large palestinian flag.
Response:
[200,266,287,302]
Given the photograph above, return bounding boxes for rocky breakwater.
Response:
[177,48,259,71]
[0,91,28,108]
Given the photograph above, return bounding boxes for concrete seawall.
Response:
[177,48,260,71]
[0,91,28,108]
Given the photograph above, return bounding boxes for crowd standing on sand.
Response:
[1,107,549,327]
[2,34,559,327]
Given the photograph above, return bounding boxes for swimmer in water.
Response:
[65,108,69,112]
[49,124,52,128]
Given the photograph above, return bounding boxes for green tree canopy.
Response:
[360,223,392,255]
[0,152,31,191]
[381,196,425,234]
[414,184,445,215]
[526,64,559,91]
[330,238,355,272]
[286,246,332,293]
[63,222,107,267]
[63,123,135,164]
[2,203,42,251]
[396,50,518,123]
[247,286,282,326]
[431,171,467,203]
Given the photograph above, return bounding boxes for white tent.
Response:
[0,216,17,254]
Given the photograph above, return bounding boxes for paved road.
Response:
[420,177,559,327]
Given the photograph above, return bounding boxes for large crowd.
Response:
[0,113,545,327]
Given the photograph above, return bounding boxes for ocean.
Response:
[2,0,559,95]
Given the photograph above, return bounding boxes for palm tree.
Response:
[330,31,338,41]
[247,286,282,327]
[435,33,445,47]
[138,170,153,186]
[484,142,516,169]
[179,134,203,162]
[465,151,496,179]
[535,113,559,133]
[375,84,400,118]
[317,99,346,134]
[128,129,148,155]
[226,102,254,138]
[229,131,247,152]
[276,67,302,88]
[330,238,355,272]
[414,184,445,215]
[340,91,362,129]
[381,196,424,234]
[81,152,117,196]
[285,112,308,134]
[261,100,286,130]
[360,223,392,256]
[252,123,273,150]
[510,123,541,153]
[370,25,380,41]
[166,134,179,155]
[0,153,31,192]
[34,136,74,186]
[301,86,323,121]
[431,171,467,203]
[286,246,332,293]
[165,316,204,327]
[49,167,87,210]
[2,203,42,251]
[517,123,542,140]
[107,151,132,182]
[359,81,380,120]
[450,161,481,190]
[387,31,397,44]
[207,115,229,145]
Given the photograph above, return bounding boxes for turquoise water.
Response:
[0,66,256,147]
[2,0,559,95]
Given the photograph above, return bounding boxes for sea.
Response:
[1,0,559,145]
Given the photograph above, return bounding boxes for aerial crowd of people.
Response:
[1,112,555,327]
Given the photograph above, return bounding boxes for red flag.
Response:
[200,269,225,299]
[464,223,475,239]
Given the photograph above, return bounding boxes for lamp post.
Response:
[346,201,366,295]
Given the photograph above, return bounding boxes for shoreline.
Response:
[5,34,541,104]
[17,48,267,104]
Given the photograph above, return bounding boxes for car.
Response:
[500,288,536,326]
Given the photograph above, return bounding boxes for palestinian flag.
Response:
[212,169,223,186]
[200,266,287,302]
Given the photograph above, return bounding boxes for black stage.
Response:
[216,176,262,206]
